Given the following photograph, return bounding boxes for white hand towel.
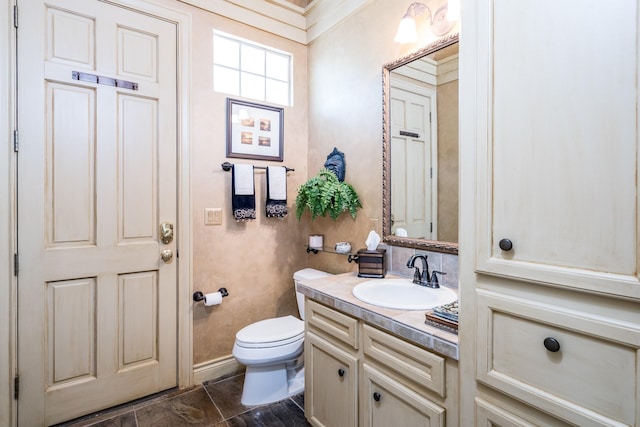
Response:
[267,166,287,200]
[234,164,255,195]
[266,166,288,218]
[232,164,256,221]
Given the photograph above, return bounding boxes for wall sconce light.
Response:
[394,2,456,44]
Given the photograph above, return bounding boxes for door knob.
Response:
[160,222,174,244]
[373,392,381,402]
[161,249,173,263]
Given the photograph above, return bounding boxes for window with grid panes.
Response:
[214,31,293,106]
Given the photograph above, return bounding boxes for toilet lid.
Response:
[236,315,305,348]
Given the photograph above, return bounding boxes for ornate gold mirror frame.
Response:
[382,33,459,255]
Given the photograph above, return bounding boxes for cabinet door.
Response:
[473,0,640,297]
[361,363,445,427]
[305,333,358,427]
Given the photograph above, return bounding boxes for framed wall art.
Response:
[226,98,284,161]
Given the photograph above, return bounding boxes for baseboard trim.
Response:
[193,356,243,384]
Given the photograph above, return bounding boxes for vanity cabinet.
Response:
[304,299,458,427]
[460,0,640,425]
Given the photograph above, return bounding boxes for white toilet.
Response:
[232,268,332,406]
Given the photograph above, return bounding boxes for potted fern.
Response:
[295,168,362,221]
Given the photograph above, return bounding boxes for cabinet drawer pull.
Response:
[373,392,381,402]
[338,368,345,377]
[543,337,561,352]
[499,238,513,251]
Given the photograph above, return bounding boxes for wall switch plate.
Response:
[205,208,223,225]
[369,218,379,231]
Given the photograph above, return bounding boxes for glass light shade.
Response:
[394,16,418,44]
[447,0,460,22]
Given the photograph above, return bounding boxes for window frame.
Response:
[213,30,293,107]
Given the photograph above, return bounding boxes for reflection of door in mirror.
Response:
[390,46,458,242]
[390,79,437,240]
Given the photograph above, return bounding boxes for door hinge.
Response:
[429,111,432,123]
[14,375,19,399]
[13,6,18,29]
[430,167,433,179]
[13,130,19,152]
[430,222,433,233]
[14,253,19,276]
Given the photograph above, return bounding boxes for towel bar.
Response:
[222,161,294,173]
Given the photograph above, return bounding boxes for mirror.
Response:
[382,34,459,254]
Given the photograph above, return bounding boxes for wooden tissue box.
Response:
[357,248,387,278]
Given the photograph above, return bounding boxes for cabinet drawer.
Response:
[363,324,445,398]
[477,290,640,427]
[306,299,359,350]
[475,397,571,427]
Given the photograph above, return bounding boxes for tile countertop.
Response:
[297,272,459,360]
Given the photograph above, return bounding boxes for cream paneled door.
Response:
[17,0,178,425]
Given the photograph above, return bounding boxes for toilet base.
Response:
[241,361,304,406]
[287,365,305,396]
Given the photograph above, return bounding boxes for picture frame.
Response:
[226,98,284,162]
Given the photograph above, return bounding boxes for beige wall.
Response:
[159,1,311,364]
[186,0,459,366]
[192,14,310,364]
[306,0,457,274]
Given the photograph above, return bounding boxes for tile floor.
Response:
[56,374,311,427]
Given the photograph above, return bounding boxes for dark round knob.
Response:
[373,392,381,402]
[499,239,513,251]
[338,368,345,377]
[543,337,560,352]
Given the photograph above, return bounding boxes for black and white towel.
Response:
[232,164,256,221]
[266,166,287,218]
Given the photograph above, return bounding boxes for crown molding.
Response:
[178,0,371,45]
[178,0,306,42]
[304,0,371,43]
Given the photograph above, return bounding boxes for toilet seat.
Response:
[235,315,304,349]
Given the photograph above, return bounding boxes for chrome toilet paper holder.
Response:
[193,288,229,302]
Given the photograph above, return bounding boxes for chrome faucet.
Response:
[406,254,446,288]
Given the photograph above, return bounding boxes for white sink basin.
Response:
[352,279,457,310]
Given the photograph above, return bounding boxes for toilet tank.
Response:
[293,268,332,320]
